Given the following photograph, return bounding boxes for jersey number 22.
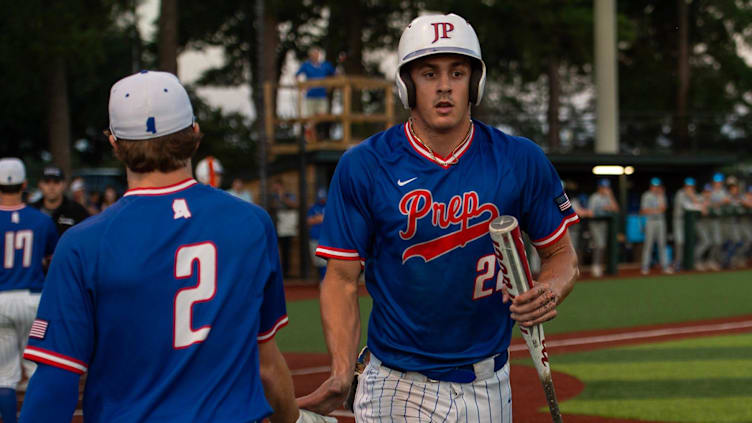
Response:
[174,242,217,349]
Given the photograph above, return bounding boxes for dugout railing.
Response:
[682,209,752,270]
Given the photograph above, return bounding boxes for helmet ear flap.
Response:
[400,68,416,109]
[469,61,483,105]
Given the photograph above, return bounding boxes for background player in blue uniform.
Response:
[299,14,579,422]
[19,71,303,422]
[0,158,58,423]
[307,188,328,281]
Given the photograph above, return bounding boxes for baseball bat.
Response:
[489,215,563,423]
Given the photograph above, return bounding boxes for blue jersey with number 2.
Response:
[25,180,287,422]
[316,120,578,373]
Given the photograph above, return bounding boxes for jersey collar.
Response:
[0,204,25,211]
[123,179,198,197]
[403,121,475,169]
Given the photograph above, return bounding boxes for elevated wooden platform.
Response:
[264,75,395,156]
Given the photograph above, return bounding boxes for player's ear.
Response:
[191,123,202,152]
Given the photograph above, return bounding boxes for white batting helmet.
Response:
[396,13,486,109]
[195,156,223,187]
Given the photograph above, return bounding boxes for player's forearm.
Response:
[320,263,361,378]
[537,233,579,305]
[259,340,300,423]
[19,364,79,423]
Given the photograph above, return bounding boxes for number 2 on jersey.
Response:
[174,242,217,349]
[473,254,504,300]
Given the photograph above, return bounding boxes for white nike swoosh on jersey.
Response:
[397,177,418,186]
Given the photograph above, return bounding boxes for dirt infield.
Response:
[283,290,752,423]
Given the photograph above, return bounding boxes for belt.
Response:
[386,350,508,384]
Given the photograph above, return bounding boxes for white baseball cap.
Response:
[70,178,86,192]
[0,158,26,185]
[108,70,194,140]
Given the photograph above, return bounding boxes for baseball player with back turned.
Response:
[18,71,331,423]
[0,158,58,423]
[299,13,580,422]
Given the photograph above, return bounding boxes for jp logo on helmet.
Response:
[430,22,454,43]
[395,13,486,109]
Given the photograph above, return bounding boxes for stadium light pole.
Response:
[595,0,619,154]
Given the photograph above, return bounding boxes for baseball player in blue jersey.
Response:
[18,71,311,423]
[299,14,579,422]
[0,158,58,423]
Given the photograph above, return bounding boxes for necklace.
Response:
[408,118,473,166]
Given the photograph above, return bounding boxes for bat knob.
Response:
[489,215,518,232]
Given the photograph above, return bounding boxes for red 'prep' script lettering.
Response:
[399,189,499,262]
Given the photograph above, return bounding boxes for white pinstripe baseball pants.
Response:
[354,354,512,423]
[0,290,40,388]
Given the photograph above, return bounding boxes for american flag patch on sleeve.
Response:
[29,319,48,340]
[555,193,572,213]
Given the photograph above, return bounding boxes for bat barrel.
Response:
[489,215,564,422]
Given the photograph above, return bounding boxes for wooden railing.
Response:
[263,75,396,155]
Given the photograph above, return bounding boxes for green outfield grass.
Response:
[545,269,752,336]
[514,333,752,423]
[276,269,752,352]
[276,297,371,353]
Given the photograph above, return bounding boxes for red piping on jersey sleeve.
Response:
[531,213,580,248]
[23,346,88,375]
[315,245,362,261]
[257,315,289,343]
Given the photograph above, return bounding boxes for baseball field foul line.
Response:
[290,320,752,376]
[509,320,752,352]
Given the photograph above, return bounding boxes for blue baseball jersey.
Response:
[316,120,578,372]
[307,202,326,240]
[0,204,58,292]
[24,179,288,422]
[295,60,335,98]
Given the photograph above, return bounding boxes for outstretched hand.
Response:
[503,279,560,327]
[296,373,353,416]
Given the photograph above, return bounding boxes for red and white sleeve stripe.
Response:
[257,315,289,343]
[315,245,362,261]
[23,346,88,375]
[531,213,580,248]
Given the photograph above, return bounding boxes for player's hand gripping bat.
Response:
[489,215,563,423]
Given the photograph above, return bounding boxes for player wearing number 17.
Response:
[20,71,301,422]
[300,13,580,422]
[0,158,58,423]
